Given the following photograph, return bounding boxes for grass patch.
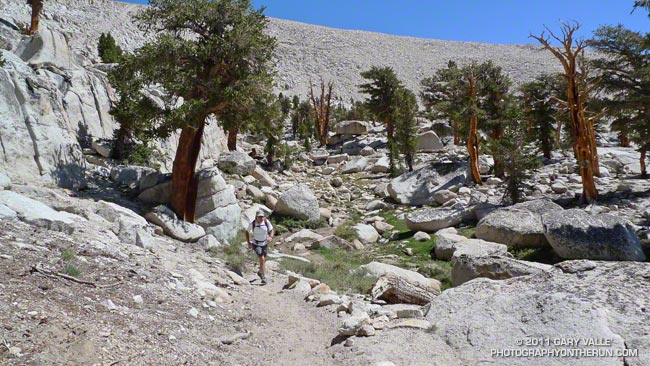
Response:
[222,242,248,274]
[374,210,453,289]
[379,211,409,233]
[334,220,359,241]
[456,226,476,238]
[417,262,453,290]
[271,215,328,231]
[63,265,81,277]
[280,248,375,294]
[61,248,76,261]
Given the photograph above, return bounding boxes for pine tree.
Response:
[359,66,404,175]
[393,87,419,172]
[98,33,124,63]
[633,0,650,16]
[420,61,464,145]
[519,74,563,159]
[479,61,512,178]
[496,112,541,204]
[108,74,162,162]
[109,0,276,222]
[589,25,650,177]
[291,100,315,150]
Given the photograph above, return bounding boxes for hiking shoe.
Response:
[261,275,267,284]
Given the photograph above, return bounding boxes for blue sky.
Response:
[122,1,648,44]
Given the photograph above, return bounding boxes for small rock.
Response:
[330,177,344,188]
[551,182,568,193]
[356,323,376,337]
[413,231,430,242]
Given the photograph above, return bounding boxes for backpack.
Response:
[251,218,271,233]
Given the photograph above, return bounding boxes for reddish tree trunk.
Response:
[619,134,630,147]
[452,121,460,145]
[587,117,600,177]
[171,121,205,222]
[467,76,482,185]
[532,24,598,202]
[309,79,333,146]
[27,0,43,35]
[227,126,238,151]
[570,82,598,203]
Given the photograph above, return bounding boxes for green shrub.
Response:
[63,265,81,277]
[61,248,76,261]
[123,143,163,170]
[271,215,328,231]
[0,53,5,68]
[280,248,375,294]
[334,220,359,241]
[417,262,452,290]
[222,242,246,274]
[98,32,123,63]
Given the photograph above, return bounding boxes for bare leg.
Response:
[260,256,266,277]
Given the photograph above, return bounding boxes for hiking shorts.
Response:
[253,243,268,257]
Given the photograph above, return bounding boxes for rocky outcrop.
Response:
[360,262,441,305]
[341,157,368,174]
[451,254,552,286]
[425,261,650,366]
[542,209,646,262]
[405,206,468,232]
[217,151,256,176]
[0,190,80,233]
[388,160,467,206]
[194,168,241,241]
[416,131,443,152]
[476,199,563,248]
[0,16,227,188]
[138,168,240,241]
[434,228,508,261]
[94,200,150,246]
[335,121,369,135]
[274,184,320,221]
[145,205,206,243]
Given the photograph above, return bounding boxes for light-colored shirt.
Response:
[248,218,273,244]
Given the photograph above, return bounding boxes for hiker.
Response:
[246,210,274,284]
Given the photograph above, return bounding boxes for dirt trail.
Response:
[220,272,349,366]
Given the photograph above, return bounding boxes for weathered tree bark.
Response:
[227,126,238,151]
[171,120,205,222]
[467,75,482,185]
[641,148,647,178]
[619,133,630,147]
[587,117,600,177]
[541,133,552,159]
[112,125,133,160]
[370,274,440,305]
[27,0,43,35]
[308,79,333,146]
[452,121,460,145]
[531,23,598,202]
